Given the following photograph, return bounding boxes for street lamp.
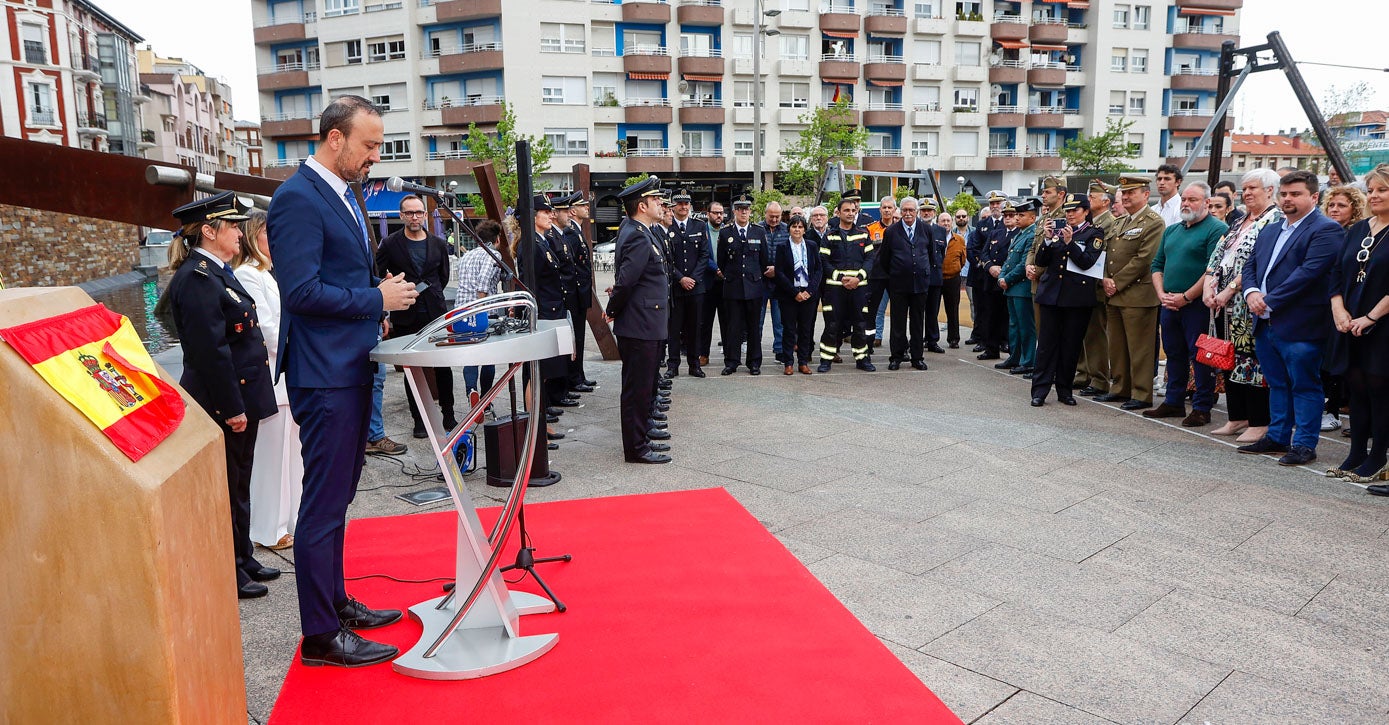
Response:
[957,176,966,195]
[751,2,781,192]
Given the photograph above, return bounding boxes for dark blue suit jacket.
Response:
[1241,207,1343,342]
[773,238,822,300]
[267,163,384,388]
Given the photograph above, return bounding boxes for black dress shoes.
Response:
[722,366,737,375]
[995,359,1018,369]
[650,411,667,421]
[648,420,668,430]
[583,378,598,387]
[1278,446,1318,466]
[1079,386,1103,397]
[1009,366,1034,376]
[856,360,877,372]
[911,360,929,371]
[546,414,559,424]
[977,351,1000,360]
[300,628,399,668]
[336,596,403,629]
[547,431,565,440]
[663,368,678,379]
[926,343,946,354]
[817,362,832,373]
[571,383,596,393]
[1021,373,1035,380]
[1030,397,1045,407]
[1120,399,1152,411]
[949,341,959,349]
[1058,395,1078,406]
[627,451,672,464]
[1094,393,1128,403]
[238,581,269,599]
[647,442,671,452]
[412,422,428,439]
[1238,438,1290,456]
[1367,484,1389,496]
[245,562,281,582]
[888,360,902,371]
[646,428,671,440]
[556,398,582,407]
[749,367,761,375]
[546,406,563,417]
[965,337,977,345]
[690,367,707,378]
[972,344,985,352]
[657,379,672,390]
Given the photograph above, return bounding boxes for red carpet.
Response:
[271,488,960,724]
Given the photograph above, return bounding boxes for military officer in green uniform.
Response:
[1095,175,1165,410]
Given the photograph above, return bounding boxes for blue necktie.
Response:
[223,262,235,276]
[344,187,369,252]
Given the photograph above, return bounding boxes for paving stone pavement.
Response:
[238,274,1389,724]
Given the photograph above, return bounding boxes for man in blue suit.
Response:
[268,96,420,667]
[1238,170,1344,466]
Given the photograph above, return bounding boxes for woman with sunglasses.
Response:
[1329,166,1389,488]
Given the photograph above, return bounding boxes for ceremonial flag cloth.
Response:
[0,303,184,461]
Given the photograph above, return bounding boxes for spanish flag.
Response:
[0,303,185,461]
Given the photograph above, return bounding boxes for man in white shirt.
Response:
[1153,164,1183,226]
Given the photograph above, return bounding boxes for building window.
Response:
[1112,4,1129,28]
[1133,5,1151,31]
[954,41,981,67]
[541,76,586,105]
[914,85,941,111]
[388,40,405,60]
[1130,49,1148,74]
[951,130,979,157]
[731,33,754,59]
[366,37,404,62]
[913,39,942,65]
[734,81,763,108]
[779,82,809,109]
[1108,90,1126,115]
[1127,133,1143,156]
[681,33,714,57]
[1128,91,1146,116]
[368,41,387,62]
[682,81,718,106]
[1110,50,1127,72]
[914,1,940,18]
[21,23,48,65]
[27,82,56,125]
[346,40,362,64]
[683,129,716,155]
[781,34,809,61]
[379,136,410,161]
[593,75,620,106]
[734,129,754,156]
[541,23,585,54]
[952,87,979,112]
[911,131,939,156]
[323,0,361,17]
[545,128,589,156]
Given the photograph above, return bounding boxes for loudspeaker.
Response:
[483,413,559,487]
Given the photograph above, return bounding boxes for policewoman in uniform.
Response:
[606,177,673,464]
[1030,194,1105,407]
[718,194,773,375]
[522,193,573,452]
[163,191,279,599]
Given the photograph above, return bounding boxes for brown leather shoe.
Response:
[1142,403,1186,419]
[799,364,812,375]
[784,365,794,375]
[699,355,709,366]
[1181,410,1211,427]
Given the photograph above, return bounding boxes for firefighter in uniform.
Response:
[664,190,711,377]
[717,194,773,375]
[817,196,877,372]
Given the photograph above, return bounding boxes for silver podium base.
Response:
[511,590,557,617]
[392,596,559,680]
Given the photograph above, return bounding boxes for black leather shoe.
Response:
[1237,437,1290,455]
[1059,395,1078,406]
[300,628,398,668]
[972,344,985,352]
[547,431,565,440]
[238,581,269,599]
[817,362,832,373]
[1020,372,1036,380]
[626,451,672,464]
[583,378,598,386]
[977,351,1000,360]
[1278,446,1318,466]
[556,398,582,408]
[336,596,403,630]
[888,360,902,371]
[663,368,678,379]
[721,366,737,375]
[412,422,428,439]
[1120,399,1152,411]
[648,420,668,430]
[1030,397,1045,407]
[646,428,671,440]
[689,367,706,378]
[926,343,946,354]
[546,406,563,417]
[749,367,761,375]
[995,359,1018,369]
[965,337,977,345]
[650,411,667,421]
[1367,484,1389,497]
[245,563,281,582]
[657,379,672,390]
[948,342,959,349]
[656,404,671,412]
[1079,386,1103,397]
[1009,366,1034,375]
[1094,393,1128,403]
[647,442,671,452]
[856,360,877,372]
[911,360,928,371]
[570,383,595,393]
[547,442,559,450]
[442,416,458,432]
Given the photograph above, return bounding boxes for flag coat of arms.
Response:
[0,303,185,461]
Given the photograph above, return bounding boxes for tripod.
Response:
[499,507,570,612]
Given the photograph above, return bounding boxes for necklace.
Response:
[1356,221,1389,284]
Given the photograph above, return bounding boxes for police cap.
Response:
[172,190,251,226]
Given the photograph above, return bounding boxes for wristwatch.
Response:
[1227,280,1239,291]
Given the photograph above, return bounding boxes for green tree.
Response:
[752,188,788,219]
[1059,118,1137,176]
[463,102,554,209]
[780,98,870,196]
[945,192,980,218]
[623,172,651,188]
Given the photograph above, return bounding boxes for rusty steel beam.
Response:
[214,170,282,199]
[573,163,619,361]
[0,137,192,229]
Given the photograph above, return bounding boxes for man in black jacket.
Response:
[376,194,455,436]
[665,191,711,377]
[876,197,941,370]
[717,194,773,375]
[966,191,1008,347]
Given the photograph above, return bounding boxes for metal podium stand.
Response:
[370,292,573,680]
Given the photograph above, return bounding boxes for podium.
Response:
[371,292,573,680]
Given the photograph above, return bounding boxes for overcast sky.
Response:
[97,0,1384,132]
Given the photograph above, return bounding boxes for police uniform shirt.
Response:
[717,222,770,300]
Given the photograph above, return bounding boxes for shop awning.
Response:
[1178,6,1237,15]
[1031,44,1068,52]
[628,72,669,80]
[867,79,904,87]
[823,31,858,39]
[996,40,1029,50]
[682,74,723,83]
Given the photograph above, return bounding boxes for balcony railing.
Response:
[990,105,1022,114]
[823,2,858,13]
[423,95,504,110]
[258,60,321,74]
[867,7,906,17]
[623,45,669,57]
[262,112,320,122]
[867,53,905,64]
[681,97,723,107]
[255,11,317,27]
[679,1,723,6]
[989,148,1023,157]
[1031,60,1066,69]
[266,157,309,168]
[680,47,722,58]
[627,147,672,157]
[683,147,723,157]
[913,102,941,112]
[76,113,108,129]
[1030,149,1061,157]
[1174,67,1219,76]
[623,97,672,107]
[821,52,858,62]
[996,58,1027,68]
[1031,15,1067,25]
[1028,106,1079,114]
[426,150,472,161]
[29,108,56,126]
[821,102,859,110]
[141,129,156,143]
[992,13,1026,23]
[23,41,47,64]
[1178,24,1237,35]
[866,102,905,111]
[864,148,902,157]
[423,41,503,58]
[1172,108,1215,117]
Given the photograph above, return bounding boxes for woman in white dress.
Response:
[234,210,303,549]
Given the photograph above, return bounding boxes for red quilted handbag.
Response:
[1195,311,1235,371]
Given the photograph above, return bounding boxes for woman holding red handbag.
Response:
[1201,169,1283,442]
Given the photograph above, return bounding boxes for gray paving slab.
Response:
[1179,670,1387,724]
[1056,488,1273,550]
[882,641,1018,724]
[927,498,1130,563]
[1233,520,1387,583]
[923,603,1229,724]
[720,479,847,533]
[782,508,992,575]
[801,474,975,523]
[1295,577,1389,636]
[974,691,1119,725]
[1048,458,1226,505]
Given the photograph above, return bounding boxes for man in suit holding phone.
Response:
[269,96,419,668]
[1238,170,1345,466]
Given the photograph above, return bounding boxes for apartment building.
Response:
[250,0,1243,205]
[0,0,145,154]
[136,49,245,175]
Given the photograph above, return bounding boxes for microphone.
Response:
[386,176,451,198]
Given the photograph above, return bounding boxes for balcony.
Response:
[429,96,505,127]
[680,149,726,173]
[622,0,671,23]
[864,9,907,35]
[72,56,101,82]
[263,158,308,181]
[1172,24,1240,51]
[913,63,947,81]
[1029,19,1069,44]
[989,60,1026,85]
[624,46,672,75]
[253,12,316,44]
[676,1,724,26]
[431,42,504,74]
[76,113,108,137]
[1026,106,1071,128]
[434,0,502,23]
[864,56,906,84]
[1167,154,1233,172]
[1171,67,1219,91]
[911,104,944,126]
[1176,0,1241,8]
[256,61,317,91]
[986,148,1024,171]
[990,14,1028,42]
[862,150,905,172]
[953,64,987,82]
[820,6,860,34]
[626,148,675,174]
[819,54,860,82]
[863,103,906,127]
[988,105,1024,127]
[1024,152,1063,171]
[260,113,317,138]
[914,14,949,35]
[955,19,988,36]
[623,98,673,124]
[679,99,725,125]
[952,108,984,126]
[677,49,724,77]
[819,103,860,126]
[1169,109,1216,132]
[138,129,157,151]
[1027,64,1066,87]
[777,59,814,76]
